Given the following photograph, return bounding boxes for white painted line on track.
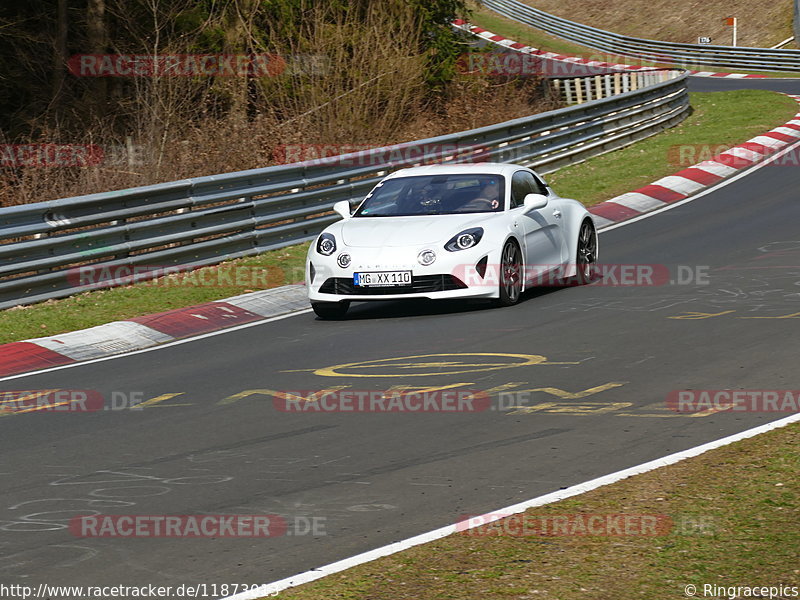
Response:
[222,412,800,600]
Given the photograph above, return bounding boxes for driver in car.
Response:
[461,179,501,211]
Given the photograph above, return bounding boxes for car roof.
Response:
[383,163,529,180]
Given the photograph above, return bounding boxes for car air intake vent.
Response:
[319,275,467,295]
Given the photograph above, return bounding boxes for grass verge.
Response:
[0,243,309,345]
[548,89,799,206]
[0,90,795,345]
[468,6,800,78]
[265,421,799,599]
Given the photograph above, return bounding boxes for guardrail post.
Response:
[574,78,583,103]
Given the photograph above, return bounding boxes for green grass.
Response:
[262,422,799,600]
[468,6,800,78]
[0,91,795,345]
[0,243,309,345]
[547,89,799,206]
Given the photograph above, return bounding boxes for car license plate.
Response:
[354,271,412,287]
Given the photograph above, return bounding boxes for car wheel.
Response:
[495,240,522,306]
[568,219,598,285]
[311,301,350,320]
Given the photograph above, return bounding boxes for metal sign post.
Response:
[724,16,738,46]
[795,0,799,48]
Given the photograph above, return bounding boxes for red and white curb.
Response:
[0,285,309,378]
[453,19,771,79]
[588,93,800,227]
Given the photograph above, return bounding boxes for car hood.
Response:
[340,214,493,247]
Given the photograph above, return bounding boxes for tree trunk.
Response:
[86,0,108,117]
[222,0,254,123]
[51,0,68,114]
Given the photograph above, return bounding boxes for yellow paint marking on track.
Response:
[308,353,577,378]
[10,401,71,414]
[0,389,61,404]
[667,311,736,320]
[509,382,627,399]
[506,402,633,415]
[482,382,531,395]
[615,413,688,418]
[0,390,64,417]
[218,387,351,405]
[382,383,475,395]
[134,393,188,409]
[688,406,731,417]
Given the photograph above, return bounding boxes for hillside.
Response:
[509,0,795,48]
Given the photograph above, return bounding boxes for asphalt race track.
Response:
[1,76,799,592]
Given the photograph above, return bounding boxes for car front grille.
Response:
[318,274,468,296]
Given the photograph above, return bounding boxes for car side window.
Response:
[510,172,529,209]
[530,173,549,196]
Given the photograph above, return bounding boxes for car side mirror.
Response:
[523,193,548,210]
[333,200,352,219]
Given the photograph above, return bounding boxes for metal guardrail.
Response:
[0,71,688,309]
[553,71,673,104]
[483,0,800,72]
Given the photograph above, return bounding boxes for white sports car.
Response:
[306,163,598,319]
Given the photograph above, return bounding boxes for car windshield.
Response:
[353,174,505,217]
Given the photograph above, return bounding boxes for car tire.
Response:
[566,219,598,285]
[495,239,523,307]
[311,301,350,320]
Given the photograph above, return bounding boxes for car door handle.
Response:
[552,210,562,218]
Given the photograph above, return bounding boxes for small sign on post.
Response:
[698,36,712,44]
[723,16,738,46]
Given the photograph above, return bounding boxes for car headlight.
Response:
[445,227,484,252]
[317,233,336,256]
[337,253,351,268]
[418,249,436,266]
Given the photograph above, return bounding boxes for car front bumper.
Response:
[306,245,501,302]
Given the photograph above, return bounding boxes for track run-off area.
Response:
[1,75,799,592]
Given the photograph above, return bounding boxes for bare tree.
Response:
[86,0,108,116]
[51,0,68,114]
